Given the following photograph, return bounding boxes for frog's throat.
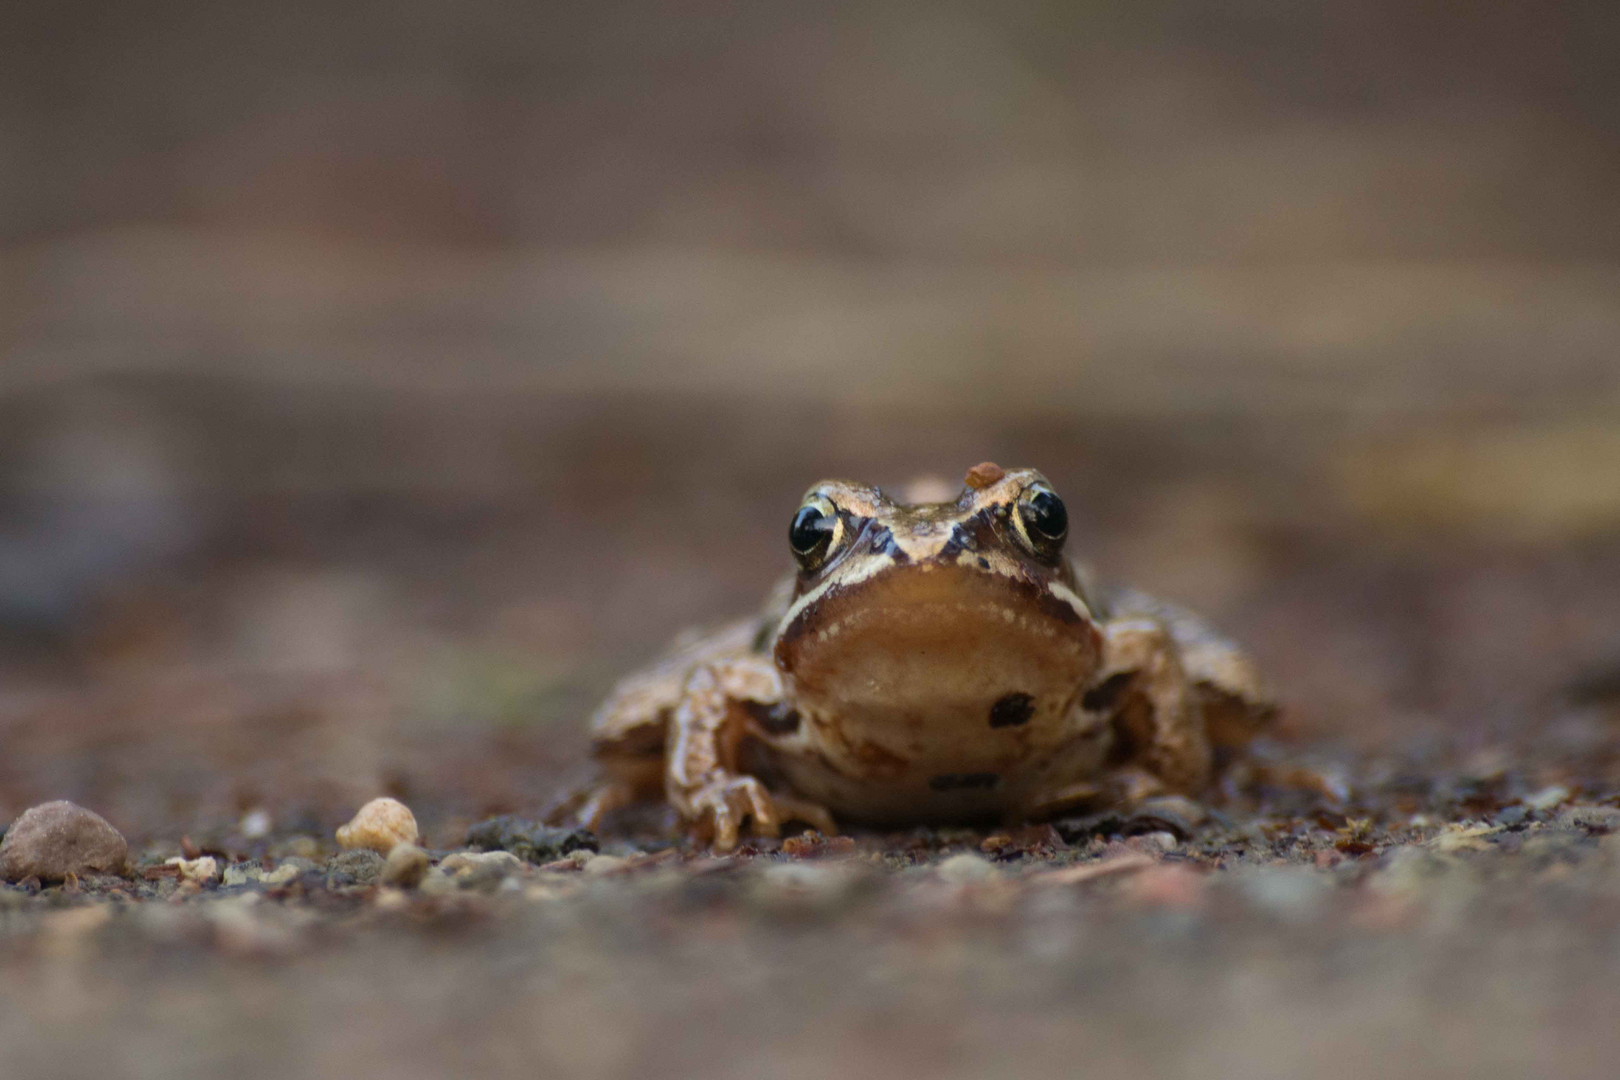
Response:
[774,560,1093,657]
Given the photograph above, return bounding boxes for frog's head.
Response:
[769,464,1103,746]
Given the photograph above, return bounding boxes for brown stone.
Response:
[0,801,129,883]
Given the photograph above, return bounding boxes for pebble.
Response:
[462,816,598,864]
[381,843,431,888]
[418,868,458,896]
[262,860,312,886]
[335,798,419,855]
[936,852,1000,884]
[221,863,256,887]
[1557,804,1620,832]
[1132,831,1180,854]
[165,855,220,884]
[326,848,385,886]
[0,800,129,883]
[439,850,524,890]
[274,836,321,860]
[1524,785,1571,812]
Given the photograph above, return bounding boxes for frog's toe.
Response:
[690,776,774,852]
[771,793,838,837]
[688,777,835,852]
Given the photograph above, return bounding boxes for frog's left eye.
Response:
[1012,483,1068,561]
[789,494,844,572]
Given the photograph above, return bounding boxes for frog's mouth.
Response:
[772,561,1102,737]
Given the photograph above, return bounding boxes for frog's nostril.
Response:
[989,692,1035,728]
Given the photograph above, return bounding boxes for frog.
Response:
[568,462,1273,851]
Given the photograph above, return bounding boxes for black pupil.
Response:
[790,506,832,556]
[1024,490,1067,540]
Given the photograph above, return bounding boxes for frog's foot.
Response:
[688,776,836,853]
[1221,754,1350,806]
[541,764,657,832]
[1019,769,1173,823]
[1017,781,1107,823]
[1110,767,1171,805]
[568,780,641,832]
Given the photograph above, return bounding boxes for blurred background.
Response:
[4,0,1620,843]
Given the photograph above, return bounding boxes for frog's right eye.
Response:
[789,495,843,572]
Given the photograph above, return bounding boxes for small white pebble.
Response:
[936,852,1000,884]
[1525,785,1571,812]
[335,797,419,855]
[165,855,221,884]
[239,809,273,840]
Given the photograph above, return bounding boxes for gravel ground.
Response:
[4,397,1620,1079]
[2,726,1619,1080]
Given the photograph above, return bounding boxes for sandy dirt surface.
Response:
[2,399,1620,1080]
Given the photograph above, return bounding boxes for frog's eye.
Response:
[789,494,844,572]
[1012,483,1068,561]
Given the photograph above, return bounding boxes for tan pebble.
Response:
[373,887,410,911]
[261,862,303,886]
[381,843,431,888]
[0,800,129,883]
[165,855,220,884]
[284,836,320,859]
[418,868,457,896]
[335,798,419,855]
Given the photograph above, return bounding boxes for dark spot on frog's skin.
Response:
[868,525,908,562]
[940,526,972,558]
[929,772,999,791]
[746,701,801,736]
[988,692,1034,728]
[1082,672,1133,713]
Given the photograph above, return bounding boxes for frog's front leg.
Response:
[1088,616,1213,799]
[667,657,836,852]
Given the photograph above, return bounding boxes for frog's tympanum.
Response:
[573,463,1273,851]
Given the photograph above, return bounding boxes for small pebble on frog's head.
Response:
[964,461,1005,489]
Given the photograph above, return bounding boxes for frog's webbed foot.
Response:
[668,657,837,852]
[688,776,837,853]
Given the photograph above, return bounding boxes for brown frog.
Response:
[572,462,1272,851]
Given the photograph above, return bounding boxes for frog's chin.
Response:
[772,562,1101,734]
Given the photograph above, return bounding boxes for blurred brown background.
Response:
[4,1,1620,843]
